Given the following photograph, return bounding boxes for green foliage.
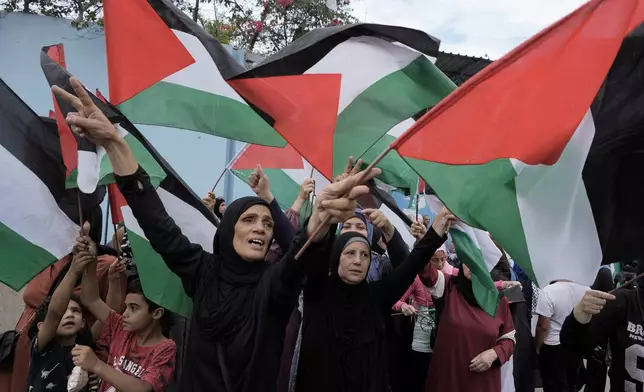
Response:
[202,0,357,54]
[0,0,356,55]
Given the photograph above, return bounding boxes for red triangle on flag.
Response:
[46,44,77,177]
[233,144,303,171]
[228,74,341,180]
[103,0,195,105]
[108,183,127,225]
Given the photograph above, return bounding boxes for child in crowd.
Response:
[27,250,95,392]
[74,224,176,392]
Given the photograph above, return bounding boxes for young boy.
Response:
[74,227,176,392]
[27,251,95,392]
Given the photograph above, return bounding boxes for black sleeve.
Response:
[560,290,626,356]
[269,198,297,253]
[116,166,211,298]
[375,228,446,308]
[268,226,335,316]
[385,229,410,269]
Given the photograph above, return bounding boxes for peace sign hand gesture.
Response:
[52,77,121,147]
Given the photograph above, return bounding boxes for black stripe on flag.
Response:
[584,23,644,265]
[39,56,219,228]
[357,180,414,227]
[0,79,105,223]
[232,23,441,79]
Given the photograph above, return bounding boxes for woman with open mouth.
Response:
[52,77,381,392]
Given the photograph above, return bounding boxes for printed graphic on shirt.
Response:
[28,338,75,392]
[112,355,147,378]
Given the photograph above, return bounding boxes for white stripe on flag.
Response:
[121,187,216,252]
[0,144,78,257]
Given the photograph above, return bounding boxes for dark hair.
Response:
[28,295,85,340]
[126,278,172,336]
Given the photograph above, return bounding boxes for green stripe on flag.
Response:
[450,228,500,316]
[360,137,417,191]
[127,230,193,317]
[333,56,456,177]
[405,157,537,284]
[119,81,286,147]
[0,222,59,290]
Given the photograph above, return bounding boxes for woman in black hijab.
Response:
[53,76,381,392]
[214,197,227,219]
[294,208,453,392]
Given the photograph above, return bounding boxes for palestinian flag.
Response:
[0,78,105,289]
[230,23,454,181]
[41,47,167,191]
[357,180,417,247]
[359,118,419,191]
[231,144,329,212]
[43,63,218,317]
[112,108,217,318]
[102,0,285,147]
[392,0,644,288]
[425,194,502,316]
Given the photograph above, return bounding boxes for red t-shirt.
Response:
[97,310,176,392]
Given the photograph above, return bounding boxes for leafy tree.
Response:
[1,0,356,55]
[200,0,356,54]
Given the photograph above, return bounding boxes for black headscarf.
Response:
[297,231,390,392]
[456,266,479,308]
[199,196,273,341]
[214,197,226,219]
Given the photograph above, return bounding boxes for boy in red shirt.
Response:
[73,227,176,392]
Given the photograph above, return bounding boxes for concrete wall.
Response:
[0,11,253,330]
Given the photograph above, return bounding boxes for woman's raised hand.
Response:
[52,77,120,147]
[431,206,457,237]
[307,165,381,241]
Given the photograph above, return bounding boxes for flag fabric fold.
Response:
[0,79,105,289]
[425,194,502,316]
[392,0,644,288]
[102,0,286,147]
[40,47,167,191]
[230,23,454,181]
[41,60,218,317]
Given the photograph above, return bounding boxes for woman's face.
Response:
[430,250,446,270]
[340,217,368,238]
[232,204,274,261]
[219,202,227,215]
[463,264,472,280]
[337,241,371,285]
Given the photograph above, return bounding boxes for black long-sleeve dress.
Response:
[560,286,644,391]
[295,228,445,392]
[116,167,332,392]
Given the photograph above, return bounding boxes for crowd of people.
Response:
[0,78,638,392]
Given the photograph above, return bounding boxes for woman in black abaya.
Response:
[53,76,380,392]
[294,208,454,392]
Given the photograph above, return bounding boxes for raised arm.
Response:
[53,77,210,299]
[91,258,126,341]
[80,241,112,326]
[36,249,92,352]
[379,208,456,308]
[377,227,446,308]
